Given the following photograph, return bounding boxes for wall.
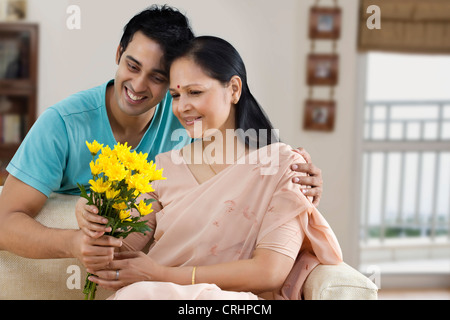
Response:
[25,0,361,265]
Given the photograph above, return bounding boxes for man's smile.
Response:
[124,86,147,103]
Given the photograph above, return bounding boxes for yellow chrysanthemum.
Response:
[89,160,102,176]
[105,188,120,200]
[150,168,166,181]
[127,173,155,194]
[96,153,114,172]
[113,142,132,160]
[89,178,110,194]
[136,151,148,162]
[138,161,165,181]
[120,150,140,171]
[100,145,113,158]
[136,199,153,216]
[112,202,127,211]
[119,210,132,222]
[132,152,149,173]
[143,160,156,173]
[104,162,128,182]
[86,140,103,156]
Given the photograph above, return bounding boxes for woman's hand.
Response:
[87,248,293,294]
[291,147,323,207]
[76,197,111,238]
[87,251,163,291]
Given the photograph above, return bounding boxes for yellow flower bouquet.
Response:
[77,140,165,300]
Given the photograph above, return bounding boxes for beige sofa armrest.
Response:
[303,263,378,300]
[0,189,109,300]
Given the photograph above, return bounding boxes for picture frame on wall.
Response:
[303,99,336,131]
[0,0,27,21]
[309,7,341,40]
[307,54,339,86]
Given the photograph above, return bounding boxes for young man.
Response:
[0,5,323,269]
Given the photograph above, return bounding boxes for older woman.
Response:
[77,36,342,300]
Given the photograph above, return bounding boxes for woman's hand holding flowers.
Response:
[86,251,163,291]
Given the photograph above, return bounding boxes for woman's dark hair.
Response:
[174,36,279,148]
[119,5,194,73]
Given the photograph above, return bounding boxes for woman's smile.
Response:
[183,116,203,126]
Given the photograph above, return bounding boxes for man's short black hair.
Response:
[119,5,194,72]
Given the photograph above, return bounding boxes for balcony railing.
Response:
[364,100,450,142]
[360,101,450,250]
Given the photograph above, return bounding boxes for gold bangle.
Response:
[191,266,197,285]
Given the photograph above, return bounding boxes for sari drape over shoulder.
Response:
[116,143,342,300]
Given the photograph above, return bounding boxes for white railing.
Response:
[360,101,450,245]
[364,100,450,141]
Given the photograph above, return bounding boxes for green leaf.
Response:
[113,220,152,239]
[143,198,156,205]
[77,183,93,205]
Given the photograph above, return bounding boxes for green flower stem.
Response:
[83,273,97,300]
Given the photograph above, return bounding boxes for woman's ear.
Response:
[116,44,124,65]
[229,76,242,104]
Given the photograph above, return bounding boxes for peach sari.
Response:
[111,143,342,300]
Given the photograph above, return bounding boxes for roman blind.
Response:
[358,0,450,53]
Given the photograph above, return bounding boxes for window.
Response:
[358,52,450,275]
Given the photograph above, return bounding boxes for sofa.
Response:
[0,188,378,300]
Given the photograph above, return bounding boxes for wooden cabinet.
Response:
[0,22,38,184]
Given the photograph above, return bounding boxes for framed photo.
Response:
[309,7,341,39]
[0,0,27,21]
[303,100,336,131]
[307,54,339,86]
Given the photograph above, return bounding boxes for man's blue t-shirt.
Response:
[7,80,191,197]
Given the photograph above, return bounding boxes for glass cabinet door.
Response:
[0,23,38,185]
[0,23,37,83]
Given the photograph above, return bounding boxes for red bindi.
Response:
[177,85,180,89]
